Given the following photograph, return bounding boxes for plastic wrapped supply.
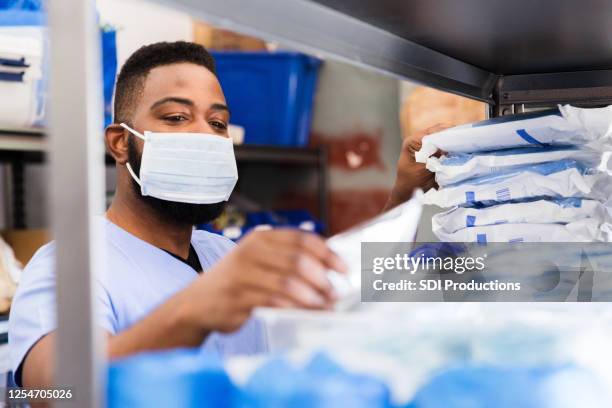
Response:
[0,27,44,128]
[428,146,600,187]
[326,191,423,307]
[423,159,609,207]
[0,3,118,127]
[433,218,604,243]
[432,198,609,237]
[415,105,612,162]
[411,365,612,408]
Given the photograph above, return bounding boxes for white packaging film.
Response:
[428,147,600,187]
[434,218,604,243]
[418,106,612,243]
[415,105,612,163]
[325,191,423,308]
[0,27,45,128]
[432,198,609,237]
[423,164,608,208]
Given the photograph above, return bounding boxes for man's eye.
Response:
[164,115,187,122]
[210,120,228,130]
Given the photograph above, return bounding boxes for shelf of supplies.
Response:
[0,128,46,152]
[0,128,324,165]
[235,144,322,165]
[0,127,329,233]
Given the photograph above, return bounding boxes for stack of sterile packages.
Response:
[416,105,612,243]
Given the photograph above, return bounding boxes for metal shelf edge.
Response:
[152,0,497,103]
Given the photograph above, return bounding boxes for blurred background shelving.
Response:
[0,127,329,233]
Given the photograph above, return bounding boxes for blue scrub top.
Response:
[8,219,267,381]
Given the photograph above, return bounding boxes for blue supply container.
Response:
[197,209,324,241]
[409,364,610,408]
[239,353,392,408]
[107,348,236,408]
[211,51,321,147]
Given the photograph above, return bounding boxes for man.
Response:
[9,41,431,388]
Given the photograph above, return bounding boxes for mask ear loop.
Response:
[119,122,146,140]
[120,123,145,186]
[125,162,142,186]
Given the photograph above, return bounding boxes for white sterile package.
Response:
[432,198,609,237]
[325,190,423,307]
[423,159,608,207]
[0,27,45,128]
[434,218,604,243]
[415,105,612,162]
[428,146,600,187]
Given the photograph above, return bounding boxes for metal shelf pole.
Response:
[48,0,106,406]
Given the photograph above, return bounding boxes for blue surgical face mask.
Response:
[120,123,238,204]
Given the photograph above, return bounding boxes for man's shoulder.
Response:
[23,241,56,272]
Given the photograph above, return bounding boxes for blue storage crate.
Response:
[211,51,321,147]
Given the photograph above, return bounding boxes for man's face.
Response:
[126,62,231,225]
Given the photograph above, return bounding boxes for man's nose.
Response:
[191,117,215,134]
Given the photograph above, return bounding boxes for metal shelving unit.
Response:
[42,0,612,406]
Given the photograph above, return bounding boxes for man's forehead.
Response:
[140,62,223,103]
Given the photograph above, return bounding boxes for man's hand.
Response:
[180,229,347,332]
[385,124,449,211]
[22,230,346,388]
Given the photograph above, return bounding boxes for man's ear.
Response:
[105,124,129,164]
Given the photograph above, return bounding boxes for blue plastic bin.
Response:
[211,51,321,147]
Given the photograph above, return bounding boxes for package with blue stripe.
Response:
[0,26,44,128]
[432,198,609,237]
[434,218,604,243]
[427,146,600,187]
[419,106,612,243]
[0,2,118,128]
[415,105,612,163]
[423,159,610,207]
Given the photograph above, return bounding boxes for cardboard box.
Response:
[400,86,486,140]
[193,21,267,51]
[1,229,50,266]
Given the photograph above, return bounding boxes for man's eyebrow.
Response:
[150,97,194,110]
[210,103,230,114]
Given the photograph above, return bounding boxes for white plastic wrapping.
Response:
[326,190,423,307]
[428,147,600,186]
[432,198,608,236]
[423,165,607,207]
[433,218,604,243]
[0,27,45,128]
[415,105,612,162]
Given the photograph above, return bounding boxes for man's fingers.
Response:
[243,273,329,309]
[262,247,336,298]
[408,123,450,146]
[424,123,450,135]
[263,229,347,274]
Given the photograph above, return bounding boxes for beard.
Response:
[127,136,226,226]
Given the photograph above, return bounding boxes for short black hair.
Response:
[113,41,217,124]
